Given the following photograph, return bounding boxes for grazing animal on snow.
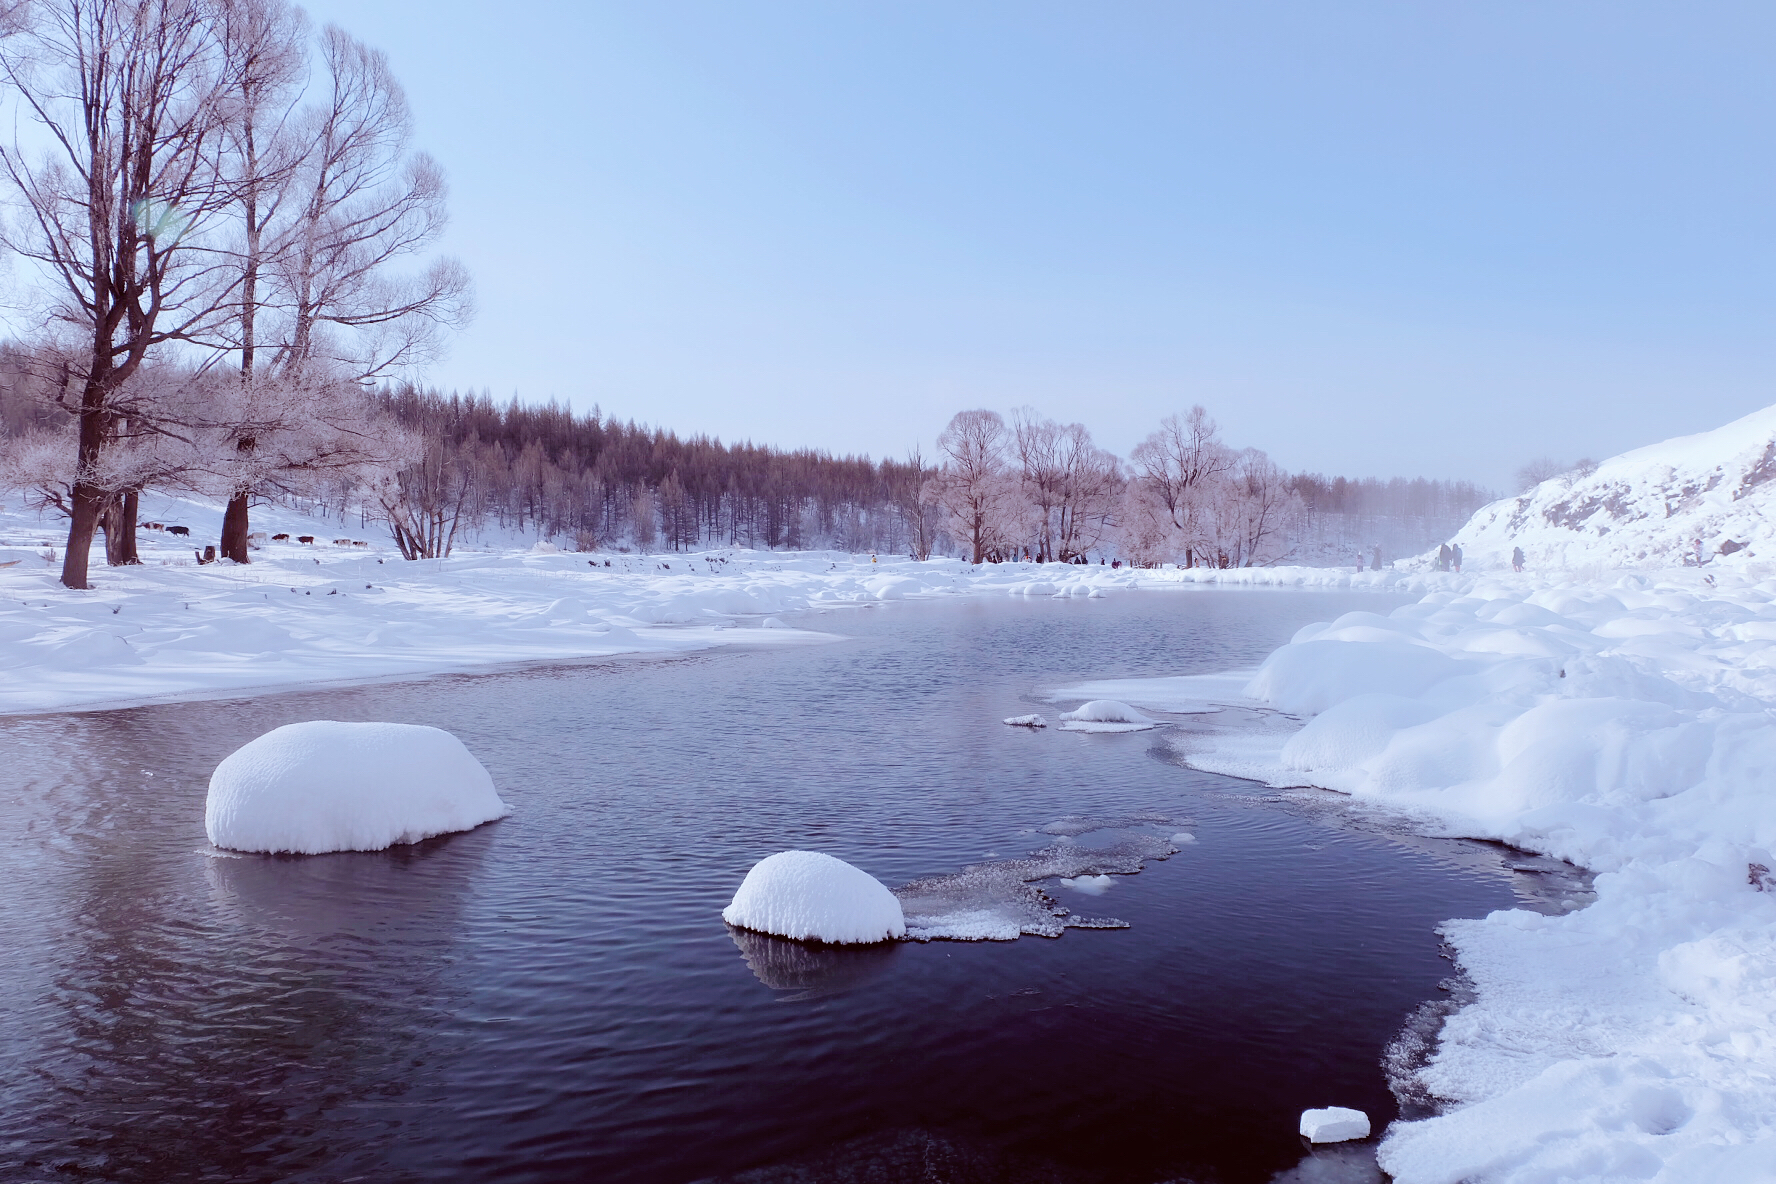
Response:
[166,525,190,537]
[333,538,352,546]
[272,533,289,541]
[297,536,315,544]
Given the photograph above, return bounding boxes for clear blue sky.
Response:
[297,1,1776,489]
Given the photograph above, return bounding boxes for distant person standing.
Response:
[1512,546,1525,573]
[1437,543,1452,572]
[1372,544,1382,571]
[1451,544,1463,573]
[1355,552,1365,572]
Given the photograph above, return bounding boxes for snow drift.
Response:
[205,721,509,854]
[722,850,907,944]
[1159,575,1776,1182]
[1448,402,1776,572]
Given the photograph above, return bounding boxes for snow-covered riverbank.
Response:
[1067,567,1776,1182]
[0,492,1458,715]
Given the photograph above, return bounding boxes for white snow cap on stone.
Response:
[1299,1107,1371,1143]
[206,721,509,854]
[1003,714,1048,728]
[722,850,907,944]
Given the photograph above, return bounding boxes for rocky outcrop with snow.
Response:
[1448,403,1776,572]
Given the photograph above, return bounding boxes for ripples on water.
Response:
[1,590,1522,1183]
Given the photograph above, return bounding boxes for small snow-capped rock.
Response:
[205,721,508,854]
[1299,1106,1370,1143]
[1003,714,1048,728]
[722,850,906,944]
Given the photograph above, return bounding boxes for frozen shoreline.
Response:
[0,491,1445,716]
[1062,565,1776,1182]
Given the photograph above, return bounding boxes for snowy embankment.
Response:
[1076,570,1776,1182]
[1448,402,1776,573]
[0,490,1438,714]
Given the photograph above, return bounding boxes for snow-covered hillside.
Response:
[1446,403,1776,572]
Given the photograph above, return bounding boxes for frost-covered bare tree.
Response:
[1514,456,1567,493]
[1128,407,1232,566]
[929,409,1011,563]
[211,0,308,561]
[274,25,469,381]
[1217,448,1300,567]
[1049,424,1122,561]
[213,19,467,561]
[897,446,940,561]
[0,0,243,587]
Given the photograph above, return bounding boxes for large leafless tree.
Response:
[0,0,242,588]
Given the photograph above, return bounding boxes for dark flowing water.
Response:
[0,589,1523,1184]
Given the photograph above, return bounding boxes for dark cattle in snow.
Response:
[166,525,190,537]
[297,535,315,544]
[272,533,289,541]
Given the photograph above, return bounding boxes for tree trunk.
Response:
[221,490,252,563]
[62,482,103,589]
[100,493,140,565]
[61,382,109,590]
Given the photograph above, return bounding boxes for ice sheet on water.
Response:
[1041,812,1178,837]
[894,817,1180,941]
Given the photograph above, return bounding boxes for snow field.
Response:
[1147,572,1776,1182]
[205,721,509,854]
[0,491,1427,716]
[722,850,907,944]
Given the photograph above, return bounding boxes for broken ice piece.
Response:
[1299,1107,1370,1143]
[1003,714,1047,728]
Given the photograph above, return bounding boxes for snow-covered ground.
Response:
[3,489,1452,715]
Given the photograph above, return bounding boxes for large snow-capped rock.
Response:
[722,850,907,944]
[1449,403,1776,571]
[206,721,509,854]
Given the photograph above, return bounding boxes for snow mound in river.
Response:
[723,850,906,944]
[1058,699,1157,732]
[205,721,509,854]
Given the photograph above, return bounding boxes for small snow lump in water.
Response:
[1299,1107,1371,1143]
[1060,700,1150,723]
[723,850,906,944]
[206,721,509,854]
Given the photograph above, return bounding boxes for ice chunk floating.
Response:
[723,850,907,944]
[1299,1107,1371,1144]
[205,721,509,854]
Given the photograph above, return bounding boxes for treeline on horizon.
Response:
[369,385,1495,562]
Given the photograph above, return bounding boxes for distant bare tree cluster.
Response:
[0,0,465,587]
[327,391,1492,568]
[1514,455,1598,493]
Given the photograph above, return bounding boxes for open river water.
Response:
[0,588,1533,1184]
